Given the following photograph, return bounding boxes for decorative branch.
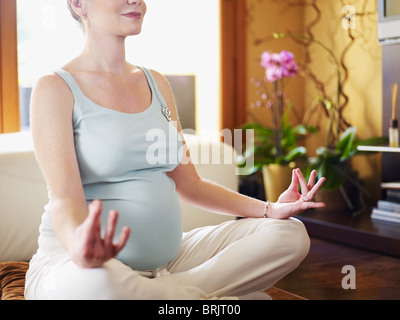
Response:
[247,0,377,148]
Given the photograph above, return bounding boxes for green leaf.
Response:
[237,164,259,176]
[292,124,307,135]
[317,147,340,158]
[284,146,306,162]
[306,125,319,134]
[336,127,357,161]
[356,137,389,147]
[323,99,333,110]
[318,158,346,190]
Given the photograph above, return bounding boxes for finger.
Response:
[114,226,131,255]
[88,199,102,217]
[77,200,103,260]
[296,168,309,196]
[307,170,317,189]
[104,210,118,250]
[87,199,102,234]
[287,169,300,192]
[303,201,326,209]
[307,177,326,199]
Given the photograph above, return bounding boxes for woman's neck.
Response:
[80,30,130,75]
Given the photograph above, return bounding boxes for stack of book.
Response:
[371,188,400,223]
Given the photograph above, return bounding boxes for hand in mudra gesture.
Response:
[267,168,326,220]
[71,200,130,268]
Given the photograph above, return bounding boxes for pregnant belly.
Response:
[85,173,183,271]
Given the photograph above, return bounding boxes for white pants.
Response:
[24,217,310,300]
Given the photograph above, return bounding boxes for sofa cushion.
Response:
[0,132,48,262]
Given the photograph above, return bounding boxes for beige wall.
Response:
[246,0,382,202]
[246,0,305,128]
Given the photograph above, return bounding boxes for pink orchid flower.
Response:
[261,50,298,82]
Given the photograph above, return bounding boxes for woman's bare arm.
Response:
[31,74,88,242]
[153,70,325,219]
[30,74,129,267]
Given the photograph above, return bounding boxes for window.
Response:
[16,0,220,134]
[17,0,86,130]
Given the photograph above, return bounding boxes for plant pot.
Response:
[262,162,295,202]
[314,180,360,212]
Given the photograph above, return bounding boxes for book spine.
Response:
[371,212,400,223]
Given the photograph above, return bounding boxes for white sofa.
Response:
[0,131,238,263]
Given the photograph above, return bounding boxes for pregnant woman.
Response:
[24,0,326,300]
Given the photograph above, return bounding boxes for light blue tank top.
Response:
[39,67,184,271]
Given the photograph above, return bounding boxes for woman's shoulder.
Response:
[142,67,173,96]
[33,71,71,96]
[31,71,74,114]
[144,67,168,84]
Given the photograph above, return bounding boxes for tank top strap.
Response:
[139,66,166,106]
[54,69,84,105]
[139,66,172,122]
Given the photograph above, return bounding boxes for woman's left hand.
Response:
[267,168,326,220]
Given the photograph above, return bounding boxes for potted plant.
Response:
[239,50,317,202]
[304,126,387,211]
[273,33,388,211]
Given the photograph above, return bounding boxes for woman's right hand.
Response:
[71,199,130,268]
